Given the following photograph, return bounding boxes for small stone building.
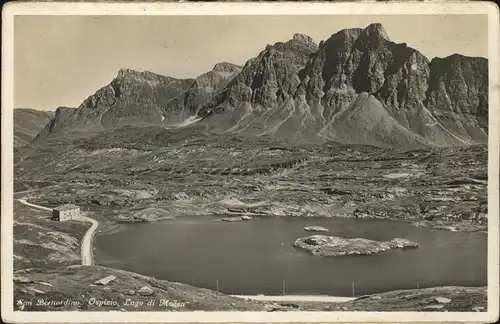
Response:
[53,204,80,221]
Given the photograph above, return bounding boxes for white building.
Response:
[53,204,80,221]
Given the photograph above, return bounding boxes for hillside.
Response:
[14,109,54,147]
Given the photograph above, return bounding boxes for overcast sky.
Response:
[15,15,488,111]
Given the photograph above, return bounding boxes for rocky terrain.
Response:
[14,134,487,232]
[14,109,54,147]
[14,265,266,312]
[293,235,418,256]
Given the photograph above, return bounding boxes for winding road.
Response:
[17,199,99,265]
[76,215,99,265]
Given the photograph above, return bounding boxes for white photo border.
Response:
[2,1,499,323]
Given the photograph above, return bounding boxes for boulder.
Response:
[94,275,117,286]
[389,238,419,249]
[28,287,46,294]
[14,276,33,283]
[434,297,452,304]
[137,286,154,296]
[35,281,53,287]
[221,216,252,222]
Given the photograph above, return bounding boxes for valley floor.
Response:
[15,137,488,233]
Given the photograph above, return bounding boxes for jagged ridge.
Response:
[34,23,488,148]
[197,23,488,148]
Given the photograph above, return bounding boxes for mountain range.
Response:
[32,23,488,148]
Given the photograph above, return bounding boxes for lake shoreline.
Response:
[94,213,487,297]
[100,209,488,234]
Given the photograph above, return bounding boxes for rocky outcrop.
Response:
[293,235,419,256]
[167,62,242,122]
[304,226,329,232]
[220,215,253,222]
[37,106,76,134]
[424,54,488,142]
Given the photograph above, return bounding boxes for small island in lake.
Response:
[293,235,419,256]
[304,226,329,232]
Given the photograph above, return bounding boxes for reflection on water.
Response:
[95,216,487,296]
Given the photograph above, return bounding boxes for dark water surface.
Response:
[95,216,487,296]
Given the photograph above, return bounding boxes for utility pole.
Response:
[283,279,286,296]
[352,282,355,298]
[216,280,219,293]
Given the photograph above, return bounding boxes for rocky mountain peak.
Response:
[117,68,141,78]
[116,69,171,82]
[321,28,363,52]
[212,62,241,74]
[54,106,76,115]
[361,23,390,41]
[292,33,317,47]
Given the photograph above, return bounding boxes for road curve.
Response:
[74,215,99,265]
[16,199,99,265]
[17,199,52,212]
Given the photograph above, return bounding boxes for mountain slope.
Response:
[162,62,242,124]
[14,109,54,147]
[198,33,319,136]
[198,23,488,147]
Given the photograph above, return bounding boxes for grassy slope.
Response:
[14,109,54,147]
[294,286,487,312]
[13,201,88,271]
[14,265,266,311]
